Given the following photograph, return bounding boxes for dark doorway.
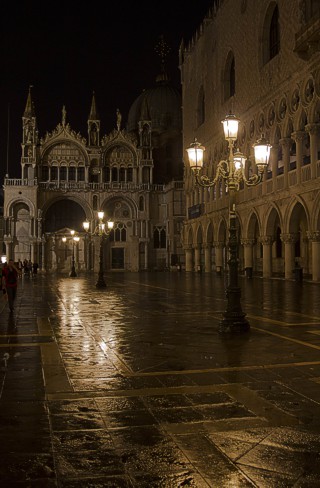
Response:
[112,248,124,269]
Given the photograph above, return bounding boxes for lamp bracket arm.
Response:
[242,172,263,187]
[193,159,229,188]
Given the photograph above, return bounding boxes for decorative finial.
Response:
[62,105,66,127]
[155,35,171,70]
[116,108,122,131]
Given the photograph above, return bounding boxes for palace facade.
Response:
[180,0,320,281]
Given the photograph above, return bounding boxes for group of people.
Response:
[17,259,39,277]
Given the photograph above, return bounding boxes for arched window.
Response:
[229,57,235,97]
[103,166,110,183]
[139,196,144,211]
[127,167,133,182]
[92,195,98,211]
[42,165,49,181]
[262,3,280,64]
[142,167,150,183]
[109,223,127,242]
[60,166,67,181]
[119,167,125,182]
[223,52,235,101]
[69,167,76,181]
[269,5,280,59]
[78,167,84,181]
[153,226,166,249]
[51,167,58,180]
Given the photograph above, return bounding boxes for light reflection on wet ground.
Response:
[1,271,320,486]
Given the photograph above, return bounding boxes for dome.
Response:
[127,73,182,133]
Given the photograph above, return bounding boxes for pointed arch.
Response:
[197,85,205,127]
[262,2,280,65]
[223,51,235,102]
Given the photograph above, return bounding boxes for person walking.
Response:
[2,260,20,312]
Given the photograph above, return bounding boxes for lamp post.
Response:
[83,211,114,289]
[186,113,271,334]
[62,230,80,277]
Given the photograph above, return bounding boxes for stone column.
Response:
[307,231,320,281]
[270,141,278,189]
[281,233,296,279]
[37,218,42,240]
[241,239,255,268]
[144,242,148,270]
[185,246,193,272]
[305,124,320,179]
[41,238,46,271]
[260,236,273,278]
[291,131,304,184]
[214,241,224,273]
[4,236,13,261]
[54,236,59,271]
[279,138,291,188]
[194,246,201,271]
[30,242,35,263]
[204,244,212,272]
[3,217,9,236]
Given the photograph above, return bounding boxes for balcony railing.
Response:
[3,178,165,192]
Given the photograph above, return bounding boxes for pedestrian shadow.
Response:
[7,313,17,335]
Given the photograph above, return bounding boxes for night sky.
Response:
[0,1,213,182]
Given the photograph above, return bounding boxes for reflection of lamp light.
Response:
[1,255,7,264]
[186,113,271,334]
[62,231,80,277]
[83,211,114,288]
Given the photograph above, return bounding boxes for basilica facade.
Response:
[2,69,185,273]
[181,0,320,281]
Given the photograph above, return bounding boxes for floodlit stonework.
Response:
[181,0,320,280]
[3,74,185,273]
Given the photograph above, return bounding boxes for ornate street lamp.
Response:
[186,113,271,334]
[83,211,114,288]
[62,230,80,277]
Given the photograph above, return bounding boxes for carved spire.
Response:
[89,91,99,120]
[24,85,35,118]
[116,108,122,131]
[88,91,100,146]
[21,85,38,179]
[62,105,66,127]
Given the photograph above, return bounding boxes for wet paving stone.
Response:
[0,452,55,484]
[54,449,125,477]
[101,408,158,429]
[196,402,257,421]
[96,396,148,411]
[50,412,105,431]
[48,399,100,415]
[185,391,234,405]
[152,406,205,424]
[2,273,320,485]
[130,470,210,487]
[52,429,115,452]
[141,393,193,409]
[59,476,133,487]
